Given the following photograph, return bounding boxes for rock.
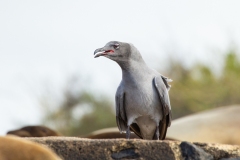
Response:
[220,158,240,160]
[26,137,240,160]
[180,141,213,160]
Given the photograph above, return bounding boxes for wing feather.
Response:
[153,76,172,139]
[115,92,128,132]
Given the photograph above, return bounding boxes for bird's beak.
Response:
[94,48,114,58]
[94,51,106,58]
[94,48,107,58]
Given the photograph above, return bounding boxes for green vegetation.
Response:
[40,77,116,136]
[169,51,240,118]
[41,50,240,136]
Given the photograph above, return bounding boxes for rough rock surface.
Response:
[26,137,240,160]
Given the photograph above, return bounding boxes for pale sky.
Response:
[0,0,240,135]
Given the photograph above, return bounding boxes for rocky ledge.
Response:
[27,137,240,160]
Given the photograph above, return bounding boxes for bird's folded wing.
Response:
[153,76,172,127]
[115,93,128,132]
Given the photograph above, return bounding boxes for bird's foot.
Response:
[155,126,159,140]
[126,126,131,139]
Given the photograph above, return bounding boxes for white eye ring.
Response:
[114,44,120,49]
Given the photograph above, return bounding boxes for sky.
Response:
[1,0,240,135]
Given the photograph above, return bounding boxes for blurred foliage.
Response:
[40,77,116,136]
[168,51,240,118]
[41,50,240,136]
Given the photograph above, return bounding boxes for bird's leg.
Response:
[126,125,131,139]
[155,125,159,140]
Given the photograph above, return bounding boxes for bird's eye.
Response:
[113,44,120,49]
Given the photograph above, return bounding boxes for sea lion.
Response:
[85,127,177,140]
[167,105,240,145]
[85,127,140,139]
[7,125,61,137]
[0,136,61,160]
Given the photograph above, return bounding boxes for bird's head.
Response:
[94,41,133,62]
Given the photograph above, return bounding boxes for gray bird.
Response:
[94,41,172,140]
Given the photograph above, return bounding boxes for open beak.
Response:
[94,50,107,58]
[94,48,114,58]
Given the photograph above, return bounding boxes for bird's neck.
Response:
[118,58,144,70]
[117,59,149,80]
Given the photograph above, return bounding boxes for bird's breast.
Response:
[123,79,162,120]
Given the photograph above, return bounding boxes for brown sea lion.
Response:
[167,105,240,145]
[85,127,177,140]
[85,127,140,139]
[0,136,61,160]
[7,125,61,137]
